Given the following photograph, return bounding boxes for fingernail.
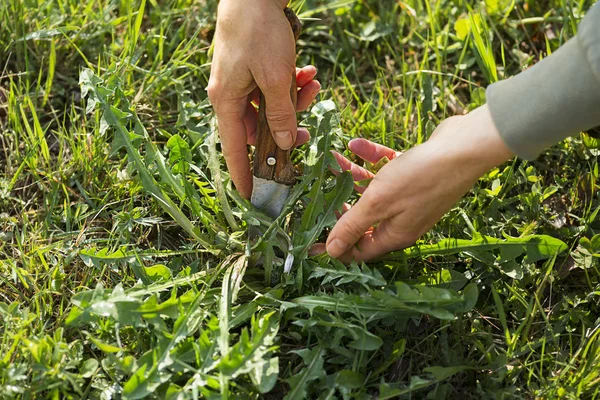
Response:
[327,239,349,258]
[309,244,326,257]
[348,138,360,151]
[275,131,293,149]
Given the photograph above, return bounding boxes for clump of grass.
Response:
[1,0,600,399]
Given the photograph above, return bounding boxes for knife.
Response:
[250,8,302,219]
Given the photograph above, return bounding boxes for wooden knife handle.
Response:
[253,8,302,186]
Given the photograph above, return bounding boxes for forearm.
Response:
[486,3,600,160]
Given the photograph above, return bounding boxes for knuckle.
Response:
[265,107,293,124]
[341,216,366,239]
[262,69,292,92]
[206,80,222,103]
[222,144,249,160]
[234,170,253,187]
[362,191,385,212]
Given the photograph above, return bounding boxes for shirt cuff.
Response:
[486,35,600,160]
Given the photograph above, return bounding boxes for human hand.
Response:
[324,105,514,262]
[207,0,321,199]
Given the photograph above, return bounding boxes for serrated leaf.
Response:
[387,234,567,266]
[309,259,386,287]
[293,172,353,260]
[285,345,325,400]
[219,311,280,391]
[79,68,218,251]
[122,292,207,399]
[250,357,279,394]
[292,281,474,322]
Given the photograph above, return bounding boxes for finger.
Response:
[248,126,310,147]
[331,151,375,181]
[259,72,297,150]
[214,101,253,199]
[296,65,318,87]
[297,80,321,112]
[244,101,258,145]
[334,202,352,219]
[309,243,327,257]
[326,194,380,258]
[337,216,412,263]
[331,151,375,193]
[295,127,310,147]
[253,75,319,114]
[348,138,401,164]
[254,66,318,108]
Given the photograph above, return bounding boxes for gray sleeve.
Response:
[486,3,600,160]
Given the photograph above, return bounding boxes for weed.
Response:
[1,0,600,399]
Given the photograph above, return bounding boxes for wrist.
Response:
[466,104,514,171]
[431,105,514,178]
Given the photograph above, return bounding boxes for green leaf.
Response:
[88,335,122,353]
[423,269,467,291]
[144,264,172,281]
[17,26,79,42]
[166,134,191,174]
[580,235,600,256]
[284,345,325,400]
[219,255,248,359]
[79,68,218,252]
[218,311,280,395]
[250,357,279,394]
[291,281,475,322]
[453,15,482,41]
[462,283,479,311]
[471,87,487,107]
[293,172,354,260]
[582,131,600,149]
[424,365,471,381]
[485,0,512,16]
[347,329,383,351]
[122,292,208,399]
[79,246,135,268]
[309,259,386,287]
[80,358,99,378]
[359,20,392,42]
[386,234,567,267]
[335,370,364,389]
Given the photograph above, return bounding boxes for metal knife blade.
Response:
[251,177,291,219]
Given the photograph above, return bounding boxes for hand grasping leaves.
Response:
[320,105,514,262]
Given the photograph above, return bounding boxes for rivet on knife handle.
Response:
[253,8,301,186]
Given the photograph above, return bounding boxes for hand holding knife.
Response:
[250,8,302,219]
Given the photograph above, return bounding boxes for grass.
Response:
[1,0,600,398]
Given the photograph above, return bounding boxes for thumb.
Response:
[326,196,379,259]
[261,73,297,150]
